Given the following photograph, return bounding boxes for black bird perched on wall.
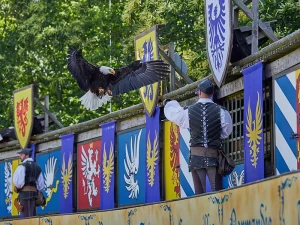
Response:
[67,46,170,111]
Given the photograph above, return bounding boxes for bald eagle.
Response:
[67,46,169,110]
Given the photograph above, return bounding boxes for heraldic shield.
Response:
[135,25,160,117]
[205,0,233,87]
[13,84,34,149]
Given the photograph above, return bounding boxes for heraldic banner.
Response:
[100,121,116,210]
[118,128,146,206]
[37,149,61,215]
[163,121,181,200]
[60,134,74,214]
[77,139,101,211]
[145,107,160,203]
[135,25,160,117]
[296,68,300,170]
[242,61,264,183]
[13,84,34,149]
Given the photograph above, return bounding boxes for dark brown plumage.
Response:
[67,46,170,97]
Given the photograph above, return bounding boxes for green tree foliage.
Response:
[0,0,299,129]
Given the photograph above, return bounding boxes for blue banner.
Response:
[118,128,146,206]
[243,61,264,183]
[37,149,61,215]
[145,107,160,203]
[60,134,74,214]
[222,164,245,188]
[0,160,12,217]
[100,121,116,210]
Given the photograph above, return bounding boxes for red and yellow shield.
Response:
[135,25,160,117]
[13,84,34,149]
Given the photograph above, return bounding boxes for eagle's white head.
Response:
[100,66,115,75]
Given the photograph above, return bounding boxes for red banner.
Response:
[77,140,101,210]
[296,69,300,170]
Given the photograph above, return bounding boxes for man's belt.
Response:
[21,186,37,192]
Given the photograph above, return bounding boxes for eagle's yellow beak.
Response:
[110,69,116,75]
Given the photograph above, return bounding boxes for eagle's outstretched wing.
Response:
[109,60,169,95]
[67,46,101,91]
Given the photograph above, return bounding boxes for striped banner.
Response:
[179,128,195,197]
[275,70,297,175]
[296,69,300,170]
[179,128,211,195]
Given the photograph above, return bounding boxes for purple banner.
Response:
[29,143,36,161]
[145,107,160,203]
[243,61,264,183]
[100,121,116,210]
[60,133,74,214]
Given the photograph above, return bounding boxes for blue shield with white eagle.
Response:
[205,0,232,87]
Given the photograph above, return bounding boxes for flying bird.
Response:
[67,46,169,110]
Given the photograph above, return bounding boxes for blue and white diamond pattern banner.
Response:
[205,0,232,87]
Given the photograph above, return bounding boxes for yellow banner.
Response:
[163,121,181,200]
[12,158,21,216]
[135,26,160,117]
[13,84,34,149]
[2,171,300,224]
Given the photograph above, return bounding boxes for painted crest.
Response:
[4,161,12,214]
[124,129,142,199]
[135,25,160,117]
[205,0,232,87]
[13,84,34,149]
[81,144,100,206]
[42,156,60,209]
[228,170,245,187]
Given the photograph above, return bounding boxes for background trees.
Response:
[0,0,299,129]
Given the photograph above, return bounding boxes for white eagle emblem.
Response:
[42,156,60,209]
[124,129,142,199]
[228,170,244,188]
[4,162,12,213]
[81,145,100,207]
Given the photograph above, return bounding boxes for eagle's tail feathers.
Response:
[79,91,112,111]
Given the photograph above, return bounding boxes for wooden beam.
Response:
[159,48,193,84]
[34,98,64,129]
[169,42,176,91]
[251,0,259,53]
[232,0,278,42]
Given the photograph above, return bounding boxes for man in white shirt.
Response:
[13,148,45,217]
[163,79,233,194]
